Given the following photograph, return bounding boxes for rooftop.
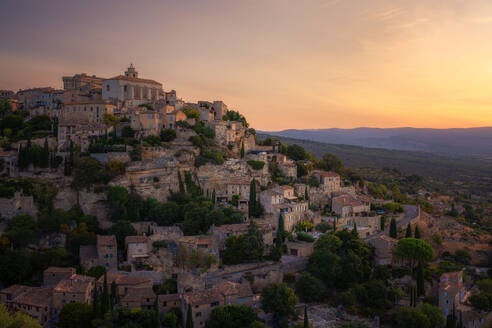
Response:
[97,235,117,247]
[13,287,53,307]
[106,75,162,86]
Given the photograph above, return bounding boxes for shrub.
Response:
[247,160,265,170]
[160,128,177,142]
[297,232,314,242]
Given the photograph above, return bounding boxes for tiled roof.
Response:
[13,287,53,307]
[0,284,31,296]
[54,275,94,294]
[158,293,181,302]
[106,75,162,86]
[64,100,113,106]
[313,170,340,178]
[332,194,364,207]
[99,274,152,286]
[184,281,252,305]
[97,235,117,247]
[120,287,156,302]
[125,235,148,244]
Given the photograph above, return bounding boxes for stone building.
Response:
[125,235,151,263]
[96,274,152,299]
[79,234,118,272]
[286,241,314,257]
[52,274,95,314]
[332,194,370,218]
[439,271,465,318]
[58,120,109,151]
[366,235,397,265]
[63,73,105,91]
[182,280,254,328]
[130,107,163,136]
[43,267,76,287]
[102,64,163,104]
[61,100,116,123]
[120,286,156,310]
[17,87,57,109]
[2,286,53,327]
[312,170,341,193]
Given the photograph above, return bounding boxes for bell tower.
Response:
[125,63,138,78]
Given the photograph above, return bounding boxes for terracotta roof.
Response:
[64,100,113,106]
[158,294,181,302]
[279,185,294,190]
[125,235,148,244]
[227,178,251,185]
[97,235,117,247]
[54,275,95,294]
[99,274,152,286]
[184,281,252,305]
[13,287,53,307]
[106,75,162,86]
[313,170,340,178]
[0,284,31,296]
[332,194,364,207]
[120,287,156,302]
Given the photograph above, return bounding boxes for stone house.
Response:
[5,286,53,327]
[43,267,76,287]
[182,280,254,328]
[61,100,115,124]
[226,178,251,203]
[286,241,314,257]
[165,109,187,129]
[332,194,370,218]
[178,235,219,257]
[366,235,398,265]
[52,274,95,315]
[278,161,297,178]
[120,286,156,310]
[158,293,181,314]
[79,235,118,272]
[439,271,465,318]
[260,189,284,215]
[58,120,109,152]
[130,108,163,137]
[125,235,151,263]
[272,201,309,232]
[96,274,153,299]
[210,221,274,247]
[312,170,341,193]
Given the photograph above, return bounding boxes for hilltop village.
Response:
[0,66,491,328]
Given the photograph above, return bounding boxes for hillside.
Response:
[260,127,492,157]
[258,133,492,179]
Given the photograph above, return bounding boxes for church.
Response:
[102,64,164,104]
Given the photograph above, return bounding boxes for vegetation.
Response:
[247,160,265,170]
[260,283,297,323]
[0,304,41,328]
[222,221,265,265]
[223,110,248,127]
[206,305,258,328]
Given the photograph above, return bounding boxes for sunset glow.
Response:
[2,0,492,130]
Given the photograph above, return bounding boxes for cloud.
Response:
[372,7,405,21]
[462,16,492,24]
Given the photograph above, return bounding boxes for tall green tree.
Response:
[406,224,412,238]
[110,281,117,308]
[186,305,193,328]
[389,218,397,238]
[101,273,110,314]
[352,222,358,236]
[178,171,185,193]
[41,138,49,168]
[248,179,256,217]
[276,213,285,248]
[58,303,94,328]
[240,142,245,158]
[260,283,297,324]
[414,225,421,239]
[417,261,425,296]
[304,306,309,328]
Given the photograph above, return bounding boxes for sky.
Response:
[1,0,492,131]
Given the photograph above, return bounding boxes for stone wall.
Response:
[54,188,109,221]
[0,192,37,219]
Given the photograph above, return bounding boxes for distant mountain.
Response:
[259,127,492,157]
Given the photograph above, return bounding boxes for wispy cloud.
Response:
[372,8,405,21]
[387,18,429,30]
[463,16,492,24]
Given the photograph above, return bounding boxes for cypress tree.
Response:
[178,171,185,193]
[110,280,117,308]
[414,225,421,239]
[249,179,256,217]
[352,222,358,237]
[212,189,216,206]
[240,142,245,158]
[154,297,160,328]
[417,261,425,296]
[41,138,49,168]
[92,287,100,318]
[389,218,397,238]
[276,213,285,249]
[101,273,110,314]
[380,216,386,231]
[186,305,193,328]
[406,224,412,238]
[333,219,337,232]
[304,306,309,328]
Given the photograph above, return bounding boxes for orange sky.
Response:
[1,0,492,130]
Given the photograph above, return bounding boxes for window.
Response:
[195,312,202,317]
[106,85,110,91]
